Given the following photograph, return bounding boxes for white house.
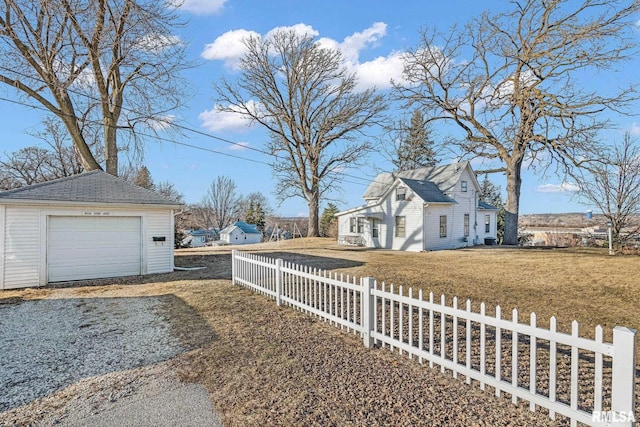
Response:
[220,221,263,245]
[336,162,499,252]
[0,171,183,289]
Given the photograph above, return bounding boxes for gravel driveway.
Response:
[0,295,211,413]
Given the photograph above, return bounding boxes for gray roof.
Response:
[363,162,470,200]
[221,221,261,235]
[400,178,456,203]
[478,201,499,210]
[0,170,182,206]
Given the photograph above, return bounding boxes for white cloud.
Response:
[171,0,227,15]
[265,24,318,41]
[202,22,403,89]
[354,51,404,90]
[229,141,250,151]
[135,34,182,53]
[321,22,387,64]
[630,122,640,136]
[198,100,263,132]
[201,29,260,69]
[139,115,176,131]
[535,182,580,193]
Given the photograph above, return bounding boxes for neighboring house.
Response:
[336,162,498,252]
[220,221,263,245]
[182,229,217,248]
[0,171,183,289]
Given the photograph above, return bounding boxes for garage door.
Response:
[48,216,142,282]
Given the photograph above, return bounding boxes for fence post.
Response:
[611,326,636,426]
[231,250,237,286]
[361,277,375,348]
[275,258,283,306]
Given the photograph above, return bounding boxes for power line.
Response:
[0,66,388,190]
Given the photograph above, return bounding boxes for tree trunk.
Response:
[104,116,118,175]
[307,193,320,237]
[503,156,523,246]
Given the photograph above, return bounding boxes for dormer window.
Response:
[461,181,468,192]
[396,186,407,201]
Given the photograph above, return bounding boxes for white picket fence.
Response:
[231,250,637,426]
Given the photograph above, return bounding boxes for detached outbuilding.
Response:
[0,171,183,289]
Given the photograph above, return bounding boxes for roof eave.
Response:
[0,198,183,209]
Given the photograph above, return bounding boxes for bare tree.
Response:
[0,118,84,189]
[576,132,640,247]
[394,0,639,245]
[202,175,243,231]
[214,29,387,236]
[0,0,190,175]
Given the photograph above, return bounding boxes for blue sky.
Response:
[1,0,639,216]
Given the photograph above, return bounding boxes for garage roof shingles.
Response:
[0,170,182,206]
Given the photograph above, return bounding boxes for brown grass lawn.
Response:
[2,238,638,426]
[198,238,640,343]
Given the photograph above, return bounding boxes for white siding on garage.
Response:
[146,210,174,273]
[3,207,40,289]
[48,216,142,282]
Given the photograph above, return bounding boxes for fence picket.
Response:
[495,306,502,398]
[231,250,636,427]
[530,312,537,412]
[549,316,557,420]
[466,299,472,385]
[440,294,446,374]
[453,297,458,379]
[512,308,518,405]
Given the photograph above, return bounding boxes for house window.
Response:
[395,216,406,238]
[461,181,468,192]
[357,217,365,233]
[440,215,447,238]
[485,215,491,233]
[371,219,379,238]
[396,186,406,201]
[349,217,357,233]
[464,214,469,237]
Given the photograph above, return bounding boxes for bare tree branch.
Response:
[394,0,639,244]
[214,29,388,236]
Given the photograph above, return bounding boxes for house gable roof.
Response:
[0,170,182,206]
[221,221,261,235]
[363,161,473,200]
[399,178,456,204]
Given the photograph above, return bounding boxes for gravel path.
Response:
[0,292,219,426]
[0,296,185,412]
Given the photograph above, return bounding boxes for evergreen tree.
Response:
[393,109,437,172]
[253,203,266,231]
[133,166,154,190]
[319,203,339,238]
[245,201,256,224]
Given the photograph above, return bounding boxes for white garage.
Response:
[0,171,183,289]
